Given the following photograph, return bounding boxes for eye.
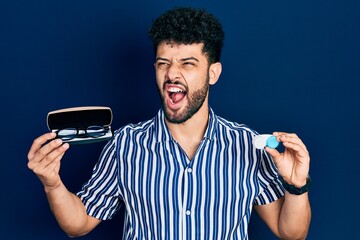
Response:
[156,62,169,70]
[182,61,196,69]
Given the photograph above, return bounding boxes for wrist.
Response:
[44,180,63,194]
[279,175,312,195]
[293,178,308,188]
[281,175,308,188]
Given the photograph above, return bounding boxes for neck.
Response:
[166,104,209,145]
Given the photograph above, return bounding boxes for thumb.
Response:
[265,147,281,166]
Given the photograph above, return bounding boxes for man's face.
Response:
[154,42,210,124]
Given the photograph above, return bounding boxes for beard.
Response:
[159,73,210,124]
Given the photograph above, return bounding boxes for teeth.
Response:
[168,87,184,93]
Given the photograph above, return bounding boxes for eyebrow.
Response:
[155,57,199,63]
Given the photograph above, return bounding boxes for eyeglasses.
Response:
[56,125,110,141]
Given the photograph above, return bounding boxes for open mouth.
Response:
[167,86,187,105]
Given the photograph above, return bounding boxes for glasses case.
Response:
[47,106,113,145]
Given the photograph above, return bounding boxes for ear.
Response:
[209,62,222,85]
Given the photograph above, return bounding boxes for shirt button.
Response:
[187,168,192,173]
[186,210,191,215]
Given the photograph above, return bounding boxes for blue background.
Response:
[1,0,359,239]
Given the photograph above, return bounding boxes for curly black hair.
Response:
[148,7,224,64]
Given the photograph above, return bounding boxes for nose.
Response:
[166,62,182,81]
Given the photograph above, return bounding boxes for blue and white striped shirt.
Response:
[77,108,285,240]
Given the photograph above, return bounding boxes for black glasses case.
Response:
[47,106,113,145]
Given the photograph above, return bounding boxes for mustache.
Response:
[165,80,182,85]
[163,80,187,89]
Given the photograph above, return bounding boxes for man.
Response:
[27,7,311,239]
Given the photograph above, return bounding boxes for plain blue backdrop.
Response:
[1,0,359,239]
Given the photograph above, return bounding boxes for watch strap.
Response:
[279,175,312,195]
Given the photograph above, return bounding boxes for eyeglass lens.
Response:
[87,125,107,138]
[57,128,77,140]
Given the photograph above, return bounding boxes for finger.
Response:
[275,132,309,158]
[282,141,310,160]
[265,147,281,165]
[41,151,65,173]
[33,155,60,177]
[274,132,299,140]
[28,141,69,172]
[28,132,57,160]
[37,143,69,169]
[274,132,308,153]
[32,138,64,164]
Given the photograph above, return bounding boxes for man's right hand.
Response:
[27,132,100,237]
[27,132,70,191]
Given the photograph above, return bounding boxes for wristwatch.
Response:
[279,175,312,195]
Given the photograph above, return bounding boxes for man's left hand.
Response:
[265,132,310,187]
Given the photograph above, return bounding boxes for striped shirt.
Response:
[77,108,285,240]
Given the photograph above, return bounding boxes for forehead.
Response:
[156,42,206,60]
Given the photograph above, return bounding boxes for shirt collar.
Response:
[154,107,218,143]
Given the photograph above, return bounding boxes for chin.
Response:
[164,104,201,124]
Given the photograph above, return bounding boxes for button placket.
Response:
[185,166,194,219]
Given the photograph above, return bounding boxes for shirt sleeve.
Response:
[253,149,285,205]
[76,137,122,220]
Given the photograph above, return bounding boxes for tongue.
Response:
[171,92,185,103]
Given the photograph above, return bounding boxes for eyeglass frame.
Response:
[55,125,111,141]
